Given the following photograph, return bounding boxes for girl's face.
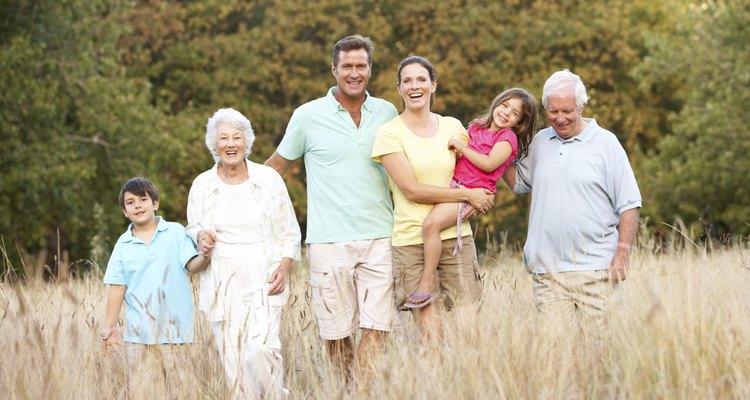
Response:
[490,97,524,131]
[397,63,436,111]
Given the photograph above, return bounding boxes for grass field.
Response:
[1,242,749,399]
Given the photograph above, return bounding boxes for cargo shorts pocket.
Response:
[310,270,337,321]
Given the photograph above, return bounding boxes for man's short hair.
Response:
[332,35,373,67]
[119,177,159,209]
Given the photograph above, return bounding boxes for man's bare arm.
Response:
[265,152,297,177]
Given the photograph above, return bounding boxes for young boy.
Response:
[99,177,210,361]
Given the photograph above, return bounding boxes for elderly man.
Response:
[504,69,641,323]
[265,35,398,379]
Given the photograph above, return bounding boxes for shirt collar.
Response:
[547,118,598,143]
[121,216,166,243]
[326,86,372,113]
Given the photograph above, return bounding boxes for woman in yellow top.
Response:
[371,56,493,343]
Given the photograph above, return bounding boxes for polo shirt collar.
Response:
[548,118,598,142]
[326,87,373,113]
[121,216,166,243]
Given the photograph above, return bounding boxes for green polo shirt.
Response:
[277,87,398,243]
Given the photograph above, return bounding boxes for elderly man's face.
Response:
[546,95,584,139]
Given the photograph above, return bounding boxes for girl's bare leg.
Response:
[415,202,460,304]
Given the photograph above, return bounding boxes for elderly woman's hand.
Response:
[197,229,217,257]
[267,258,293,296]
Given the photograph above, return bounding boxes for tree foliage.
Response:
[1,0,748,275]
[637,0,750,239]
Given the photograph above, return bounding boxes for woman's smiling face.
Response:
[397,62,436,111]
[215,123,246,167]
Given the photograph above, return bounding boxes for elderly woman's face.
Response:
[215,123,246,167]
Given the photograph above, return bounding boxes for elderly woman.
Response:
[371,56,491,343]
[186,108,301,399]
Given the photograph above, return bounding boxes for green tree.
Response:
[0,0,171,275]
[638,0,750,240]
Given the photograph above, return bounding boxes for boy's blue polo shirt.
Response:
[104,216,198,344]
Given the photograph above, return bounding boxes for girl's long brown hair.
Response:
[472,88,538,159]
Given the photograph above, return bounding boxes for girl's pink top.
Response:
[452,124,518,193]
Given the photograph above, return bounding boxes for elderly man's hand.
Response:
[609,244,630,283]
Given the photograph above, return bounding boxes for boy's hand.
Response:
[99,326,120,355]
[197,229,217,256]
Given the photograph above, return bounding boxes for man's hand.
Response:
[609,244,630,283]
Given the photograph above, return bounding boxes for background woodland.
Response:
[1,0,748,277]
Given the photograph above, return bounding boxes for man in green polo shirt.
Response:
[265,35,398,381]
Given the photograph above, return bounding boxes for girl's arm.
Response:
[380,152,493,211]
[449,139,513,173]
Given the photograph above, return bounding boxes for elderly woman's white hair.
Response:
[205,108,255,163]
[542,69,589,110]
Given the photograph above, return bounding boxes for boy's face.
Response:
[121,191,159,226]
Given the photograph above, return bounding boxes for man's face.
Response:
[545,95,584,139]
[332,48,371,101]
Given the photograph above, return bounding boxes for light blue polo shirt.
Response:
[104,217,198,344]
[514,119,642,273]
[277,87,398,243]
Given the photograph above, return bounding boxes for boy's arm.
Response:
[449,139,513,173]
[100,284,126,349]
[185,254,211,273]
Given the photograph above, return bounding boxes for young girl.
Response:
[407,88,538,308]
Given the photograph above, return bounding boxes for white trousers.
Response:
[209,250,289,400]
[211,301,287,400]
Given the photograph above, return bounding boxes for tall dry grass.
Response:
[1,241,749,399]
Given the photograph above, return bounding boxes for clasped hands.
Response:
[197,229,217,257]
[197,229,290,295]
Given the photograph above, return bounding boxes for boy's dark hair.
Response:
[332,34,373,67]
[118,177,160,209]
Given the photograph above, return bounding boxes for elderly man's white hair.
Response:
[205,108,255,163]
[542,69,589,109]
